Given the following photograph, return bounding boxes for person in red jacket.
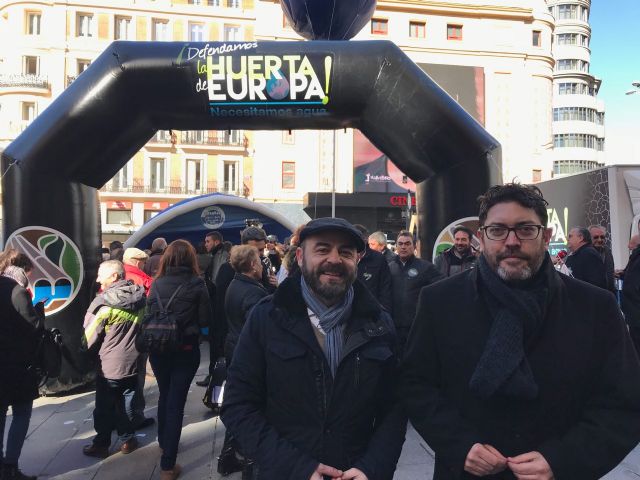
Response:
[122,247,155,430]
[123,248,152,295]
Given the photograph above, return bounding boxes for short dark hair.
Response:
[205,231,223,242]
[241,226,267,244]
[478,183,548,226]
[453,226,473,240]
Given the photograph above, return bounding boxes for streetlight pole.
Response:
[625,80,640,96]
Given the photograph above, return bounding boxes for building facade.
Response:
[0,0,257,242]
[547,0,605,176]
[1,0,556,241]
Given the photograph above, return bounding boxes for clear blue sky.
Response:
[589,0,640,162]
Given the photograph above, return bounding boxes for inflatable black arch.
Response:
[1,40,500,388]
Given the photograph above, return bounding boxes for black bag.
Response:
[29,328,63,382]
[203,357,226,411]
[136,284,185,354]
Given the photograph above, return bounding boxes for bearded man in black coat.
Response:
[402,183,640,480]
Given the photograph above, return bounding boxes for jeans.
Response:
[150,347,200,471]
[132,353,149,424]
[93,375,137,446]
[0,401,33,465]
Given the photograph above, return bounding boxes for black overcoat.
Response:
[0,276,44,404]
[402,264,640,480]
[221,275,406,480]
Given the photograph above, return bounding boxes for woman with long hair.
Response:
[147,240,212,480]
[0,249,43,480]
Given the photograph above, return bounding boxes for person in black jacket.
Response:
[622,235,640,354]
[217,245,268,475]
[402,183,640,480]
[589,225,616,292]
[389,230,444,352]
[222,217,406,480]
[0,250,43,480]
[146,240,212,480]
[353,225,392,312]
[564,226,607,289]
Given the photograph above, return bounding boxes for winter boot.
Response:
[217,447,244,476]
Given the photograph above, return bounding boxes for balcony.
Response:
[0,74,49,90]
[100,178,247,196]
[146,130,247,148]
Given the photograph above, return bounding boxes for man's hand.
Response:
[267,272,278,287]
[464,443,508,476]
[508,451,554,480]
[310,463,342,480]
[340,468,368,479]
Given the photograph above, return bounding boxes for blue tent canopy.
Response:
[124,194,297,249]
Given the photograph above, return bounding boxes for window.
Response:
[112,166,129,190]
[532,30,541,47]
[77,59,91,75]
[26,12,41,35]
[106,209,132,224]
[208,0,222,5]
[23,56,39,75]
[447,24,463,40]
[223,161,238,193]
[596,112,605,125]
[223,25,241,41]
[558,4,579,20]
[596,138,605,151]
[553,160,600,175]
[553,134,597,149]
[152,19,169,41]
[150,158,166,190]
[532,169,542,183]
[282,131,295,144]
[21,102,36,121]
[76,13,94,37]
[115,16,131,40]
[371,18,388,35]
[189,23,204,41]
[282,162,295,189]
[227,0,241,8]
[144,210,159,222]
[553,107,596,122]
[186,159,203,192]
[410,21,425,38]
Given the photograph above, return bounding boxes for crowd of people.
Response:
[2,183,640,480]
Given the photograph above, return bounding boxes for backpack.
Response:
[136,284,186,354]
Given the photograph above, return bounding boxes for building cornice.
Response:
[376,0,534,20]
[400,45,555,67]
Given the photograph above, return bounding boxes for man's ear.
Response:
[295,246,303,267]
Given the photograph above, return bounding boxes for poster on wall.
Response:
[353,63,485,193]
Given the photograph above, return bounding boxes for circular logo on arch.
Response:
[5,226,84,316]
[432,217,480,262]
[201,206,225,229]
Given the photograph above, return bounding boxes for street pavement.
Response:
[7,343,640,479]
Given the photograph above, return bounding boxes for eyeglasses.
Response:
[480,224,545,241]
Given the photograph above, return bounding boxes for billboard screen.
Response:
[353,63,485,193]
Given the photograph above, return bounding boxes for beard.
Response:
[487,244,546,284]
[301,259,356,305]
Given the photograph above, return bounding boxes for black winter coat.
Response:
[0,276,44,404]
[357,247,393,312]
[221,275,406,480]
[224,273,267,360]
[147,267,211,345]
[622,246,640,331]
[402,264,640,480]
[389,255,445,335]
[564,243,607,289]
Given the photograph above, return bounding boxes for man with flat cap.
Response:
[222,217,406,480]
